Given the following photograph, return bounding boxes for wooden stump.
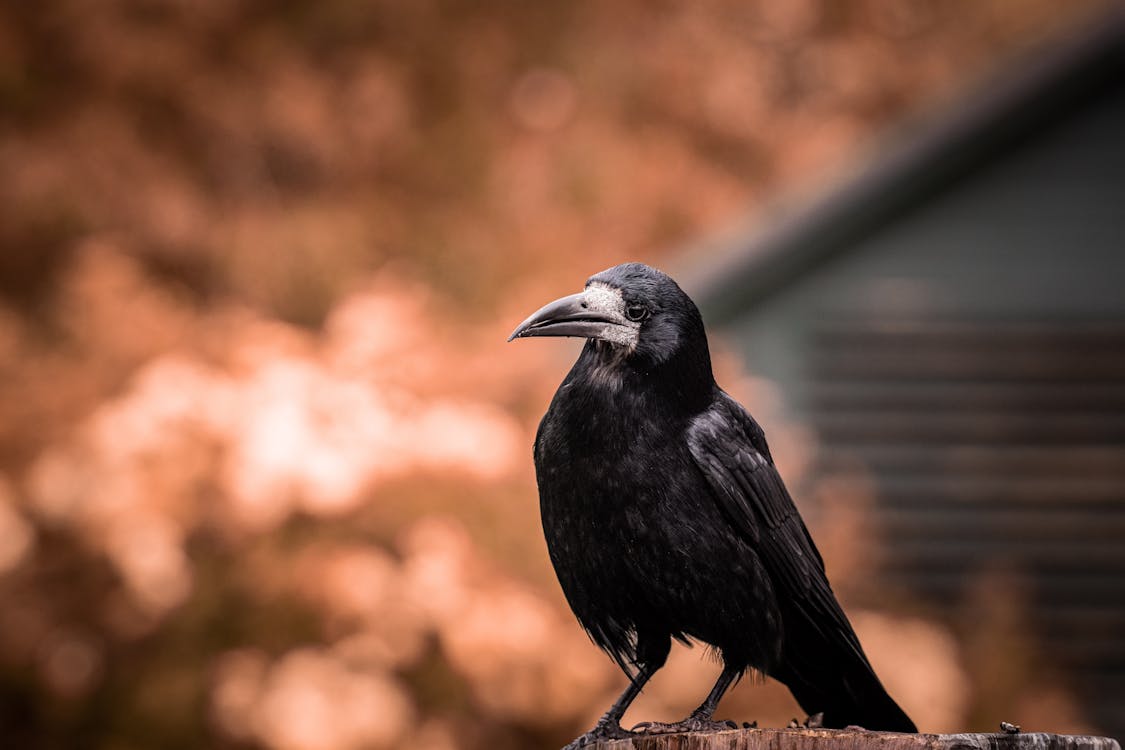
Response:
[597,728,1120,750]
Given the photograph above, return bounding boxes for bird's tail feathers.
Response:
[777,654,915,732]
[774,608,917,733]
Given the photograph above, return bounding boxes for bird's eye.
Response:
[625,304,649,322]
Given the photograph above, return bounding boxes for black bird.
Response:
[509,263,916,748]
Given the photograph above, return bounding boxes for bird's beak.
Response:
[507,288,635,344]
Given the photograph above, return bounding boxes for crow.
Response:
[508,263,916,748]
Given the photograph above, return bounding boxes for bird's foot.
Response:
[562,719,632,749]
[633,712,738,735]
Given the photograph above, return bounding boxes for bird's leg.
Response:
[634,666,741,735]
[687,665,740,723]
[563,664,657,750]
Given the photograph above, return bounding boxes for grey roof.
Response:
[681,9,1125,325]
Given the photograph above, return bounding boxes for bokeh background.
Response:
[0,2,1120,749]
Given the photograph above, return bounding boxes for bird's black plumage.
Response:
[510,263,915,747]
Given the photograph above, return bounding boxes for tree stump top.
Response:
[598,728,1120,750]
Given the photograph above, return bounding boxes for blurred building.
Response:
[684,12,1125,740]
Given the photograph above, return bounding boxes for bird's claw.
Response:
[562,720,633,749]
[633,715,738,735]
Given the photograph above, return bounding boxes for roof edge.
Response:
[678,8,1125,325]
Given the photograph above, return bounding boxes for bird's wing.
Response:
[686,394,866,659]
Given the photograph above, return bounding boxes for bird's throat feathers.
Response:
[573,333,714,415]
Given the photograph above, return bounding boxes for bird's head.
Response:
[508,262,709,367]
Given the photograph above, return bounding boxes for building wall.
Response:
[723,74,1125,416]
[715,74,1125,737]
